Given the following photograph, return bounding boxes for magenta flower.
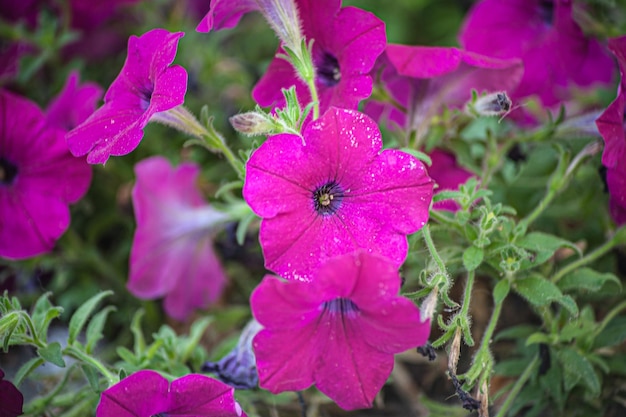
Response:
[252,0,385,112]
[96,370,246,417]
[243,107,433,281]
[46,71,103,131]
[251,251,430,410]
[0,368,23,417]
[0,90,91,260]
[428,149,475,212]
[607,166,626,226]
[65,29,188,164]
[597,36,626,169]
[196,0,257,32]
[458,0,614,106]
[128,156,229,321]
[365,45,523,138]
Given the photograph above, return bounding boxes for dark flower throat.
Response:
[313,180,344,216]
[0,157,17,185]
[317,52,341,87]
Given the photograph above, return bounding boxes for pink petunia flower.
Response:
[0,90,92,260]
[429,149,476,212]
[365,45,523,140]
[596,36,626,169]
[252,0,386,112]
[65,28,188,164]
[46,70,103,131]
[128,156,229,321]
[243,107,433,281]
[96,370,246,417]
[607,166,626,226]
[251,250,430,410]
[458,0,614,107]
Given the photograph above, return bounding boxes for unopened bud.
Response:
[229,111,276,136]
[467,91,512,118]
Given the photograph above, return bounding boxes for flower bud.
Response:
[255,0,303,53]
[229,111,276,136]
[467,91,512,117]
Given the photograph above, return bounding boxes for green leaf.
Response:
[236,212,257,246]
[517,232,581,267]
[130,309,146,355]
[85,306,116,354]
[594,316,626,349]
[514,275,578,316]
[0,311,20,352]
[68,291,113,345]
[463,246,484,271]
[116,346,138,365]
[557,348,600,396]
[13,357,45,387]
[38,342,66,367]
[557,268,622,293]
[525,332,552,345]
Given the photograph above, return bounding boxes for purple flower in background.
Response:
[196,0,258,32]
[597,36,626,169]
[243,107,433,281]
[365,45,523,140]
[66,29,188,164]
[128,156,229,321]
[96,370,246,417]
[607,166,626,226]
[252,0,386,112]
[428,149,476,212]
[203,319,263,389]
[251,251,431,410]
[128,156,228,320]
[0,90,92,260]
[0,369,23,417]
[459,0,614,106]
[46,71,103,131]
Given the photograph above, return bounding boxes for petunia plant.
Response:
[1,1,626,417]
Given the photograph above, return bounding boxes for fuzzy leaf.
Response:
[68,291,113,345]
[463,246,484,271]
[86,306,116,354]
[557,348,600,396]
[557,268,622,293]
[517,232,581,267]
[38,342,66,367]
[514,275,578,316]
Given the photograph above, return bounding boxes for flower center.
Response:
[316,52,341,87]
[538,0,554,25]
[0,157,18,185]
[139,85,154,111]
[323,298,359,317]
[313,180,344,216]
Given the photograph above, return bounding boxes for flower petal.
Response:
[96,370,169,417]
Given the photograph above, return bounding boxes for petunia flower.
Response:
[96,370,246,417]
[0,90,92,260]
[365,45,523,141]
[243,107,433,281]
[607,166,626,226]
[65,28,188,164]
[46,70,103,131]
[128,156,230,321]
[428,149,476,212]
[596,36,626,169]
[251,250,431,410]
[458,0,614,107]
[0,368,23,417]
[252,0,386,112]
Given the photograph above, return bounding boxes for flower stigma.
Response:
[313,180,344,215]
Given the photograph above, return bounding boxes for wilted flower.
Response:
[459,0,614,106]
[96,370,246,417]
[0,90,92,260]
[243,107,433,281]
[65,28,188,164]
[128,156,229,321]
[251,251,431,410]
[203,319,263,389]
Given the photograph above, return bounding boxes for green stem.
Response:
[64,345,116,386]
[593,299,626,338]
[494,355,539,417]
[422,225,447,275]
[305,76,320,120]
[460,270,476,319]
[552,225,626,283]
